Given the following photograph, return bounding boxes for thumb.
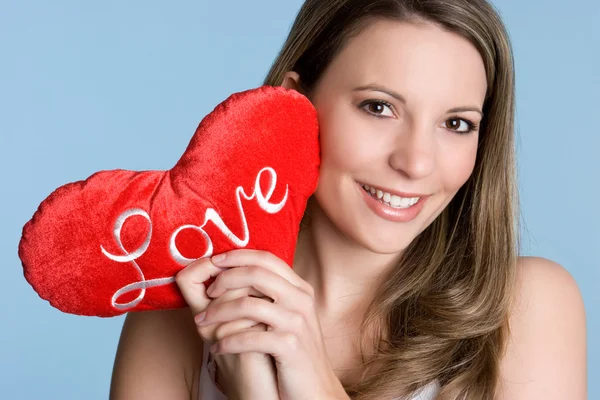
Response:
[175,257,225,315]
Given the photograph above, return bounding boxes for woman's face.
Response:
[290,19,487,254]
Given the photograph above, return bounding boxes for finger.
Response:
[204,294,272,343]
[197,296,302,333]
[195,281,272,343]
[206,265,311,311]
[211,330,297,363]
[207,284,272,301]
[200,318,260,342]
[211,249,314,296]
[196,285,260,342]
[175,257,225,314]
[213,320,268,341]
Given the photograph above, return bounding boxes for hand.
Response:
[198,249,349,400]
[175,258,280,400]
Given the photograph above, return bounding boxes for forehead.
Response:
[323,19,488,107]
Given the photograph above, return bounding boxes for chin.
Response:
[326,205,419,254]
[351,224,416,254]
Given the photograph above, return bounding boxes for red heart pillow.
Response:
[18,86,320,317]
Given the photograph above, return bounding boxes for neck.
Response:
[292,199,401,324]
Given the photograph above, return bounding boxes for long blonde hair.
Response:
[263,1,519,399]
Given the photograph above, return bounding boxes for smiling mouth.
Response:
[358,183,421,209]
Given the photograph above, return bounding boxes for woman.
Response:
[110,0,587,399]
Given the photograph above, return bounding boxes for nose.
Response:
[388,120,436,179]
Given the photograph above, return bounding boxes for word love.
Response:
[100,167,289,311]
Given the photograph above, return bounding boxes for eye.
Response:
[444,117,479,134]
[359,100,395,118]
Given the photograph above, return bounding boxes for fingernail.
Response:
[212,253,227,264]
[195,312,206,323]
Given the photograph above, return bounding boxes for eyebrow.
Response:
[352,84,484,117]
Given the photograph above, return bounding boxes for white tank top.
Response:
[198,341,440,399]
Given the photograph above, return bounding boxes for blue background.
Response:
[1,1,597,398]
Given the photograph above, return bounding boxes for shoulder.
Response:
[497,256,586,399]
[513,256,584,311]
[110,307,204,399]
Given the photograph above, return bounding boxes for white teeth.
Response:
[360,183,420,209]
[390,195,403,207]
[392,195,416,207]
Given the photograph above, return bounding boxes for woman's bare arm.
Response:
[109,307,203,400]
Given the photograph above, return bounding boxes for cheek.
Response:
[439,138,478,191]
[317,105,383,172]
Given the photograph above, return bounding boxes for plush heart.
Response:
[19,85,320,317]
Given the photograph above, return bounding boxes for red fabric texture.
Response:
[19,86,320,317]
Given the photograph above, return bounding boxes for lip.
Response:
[357,181,429,223]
